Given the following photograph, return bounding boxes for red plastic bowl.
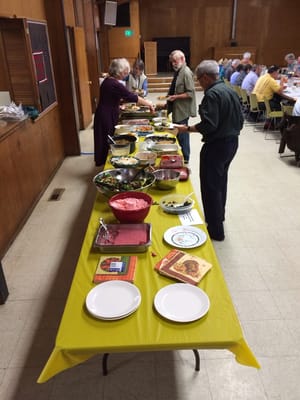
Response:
[108,191,153,223]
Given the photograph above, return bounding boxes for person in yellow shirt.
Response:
[253,65,285,110]
[253,65,295,111]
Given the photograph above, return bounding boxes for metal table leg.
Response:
[192,349,200,371]
[102,353,109,376]
[102,350,200,376]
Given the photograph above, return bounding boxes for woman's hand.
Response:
[137,97,155,113]
[148,103,156,113]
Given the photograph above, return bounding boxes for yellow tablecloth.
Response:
[38,160,259,383]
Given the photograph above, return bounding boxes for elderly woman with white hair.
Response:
[93,58,154,167]
[176,60,244,241]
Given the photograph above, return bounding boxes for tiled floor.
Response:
[1,91,300,399]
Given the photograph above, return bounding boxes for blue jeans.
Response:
[174,118,190,162]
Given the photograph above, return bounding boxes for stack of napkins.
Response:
[155,249,212,285]
[93,255,137,283]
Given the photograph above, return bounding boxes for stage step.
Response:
[147,75,202,93]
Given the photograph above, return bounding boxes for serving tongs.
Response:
[99,218,111,242]
[108,135,116,144]
[123,165,149,184]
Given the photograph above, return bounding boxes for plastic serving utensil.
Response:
[175,192,194,208]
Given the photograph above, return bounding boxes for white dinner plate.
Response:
[154,283,210,322]
[164,226,207,248]
[86,280,141,320]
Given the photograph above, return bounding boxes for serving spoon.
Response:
[174,191,194,208]
[108,135,116,144]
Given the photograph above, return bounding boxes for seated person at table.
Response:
[218,58,228,80]
[284,53,297,74]
[125,59,148,97]
[294,56,300,77]
[235,64,252,87]
[241,64,262,95]
[252,65,294,111]
[292,98,300,116]
[224,58,240,81]
[230,64,244,85]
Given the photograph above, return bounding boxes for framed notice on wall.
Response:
[28,20,57,111]
[32,52,48,83]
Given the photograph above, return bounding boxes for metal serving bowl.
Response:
[93,168,156,197]
[152,168,181,190]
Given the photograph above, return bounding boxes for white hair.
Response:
[195,60,219,78]
[169,50,186,62]
[285,53,295,62]
[243,52,251,59]
[109,58,130,77]
[232,59,241,67]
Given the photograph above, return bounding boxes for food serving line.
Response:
[37,108,259,383]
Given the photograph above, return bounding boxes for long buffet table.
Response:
[37,145,260,383]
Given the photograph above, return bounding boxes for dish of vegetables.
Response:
[93,168,156,197]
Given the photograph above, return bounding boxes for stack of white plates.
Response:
[86,280,141,320]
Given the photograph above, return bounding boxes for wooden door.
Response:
[72,27,92,129]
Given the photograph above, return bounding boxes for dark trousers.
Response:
[174,117,190,162]
[200,135,239,239]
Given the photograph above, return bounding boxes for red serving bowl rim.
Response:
[108,191,153,223]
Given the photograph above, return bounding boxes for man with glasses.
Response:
[176,60,243,241]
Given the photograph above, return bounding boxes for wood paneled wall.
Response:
[0,1,71,257]
[139,0,300,68]
[107,0,141,67]
[0,109,64,256]
[0,1,46,20]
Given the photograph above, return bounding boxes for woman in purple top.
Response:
[93,58,154,167]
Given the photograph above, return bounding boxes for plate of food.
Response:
[110,156,140,168]
[121,103,140,111]
[145,134,176,144]
[133,125,155,136]
[152,117,169,123]
[154,122,175,131]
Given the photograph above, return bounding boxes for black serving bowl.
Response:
[113,134,137,154]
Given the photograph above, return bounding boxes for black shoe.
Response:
[207,225,225,241]
[209,233,225,241]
